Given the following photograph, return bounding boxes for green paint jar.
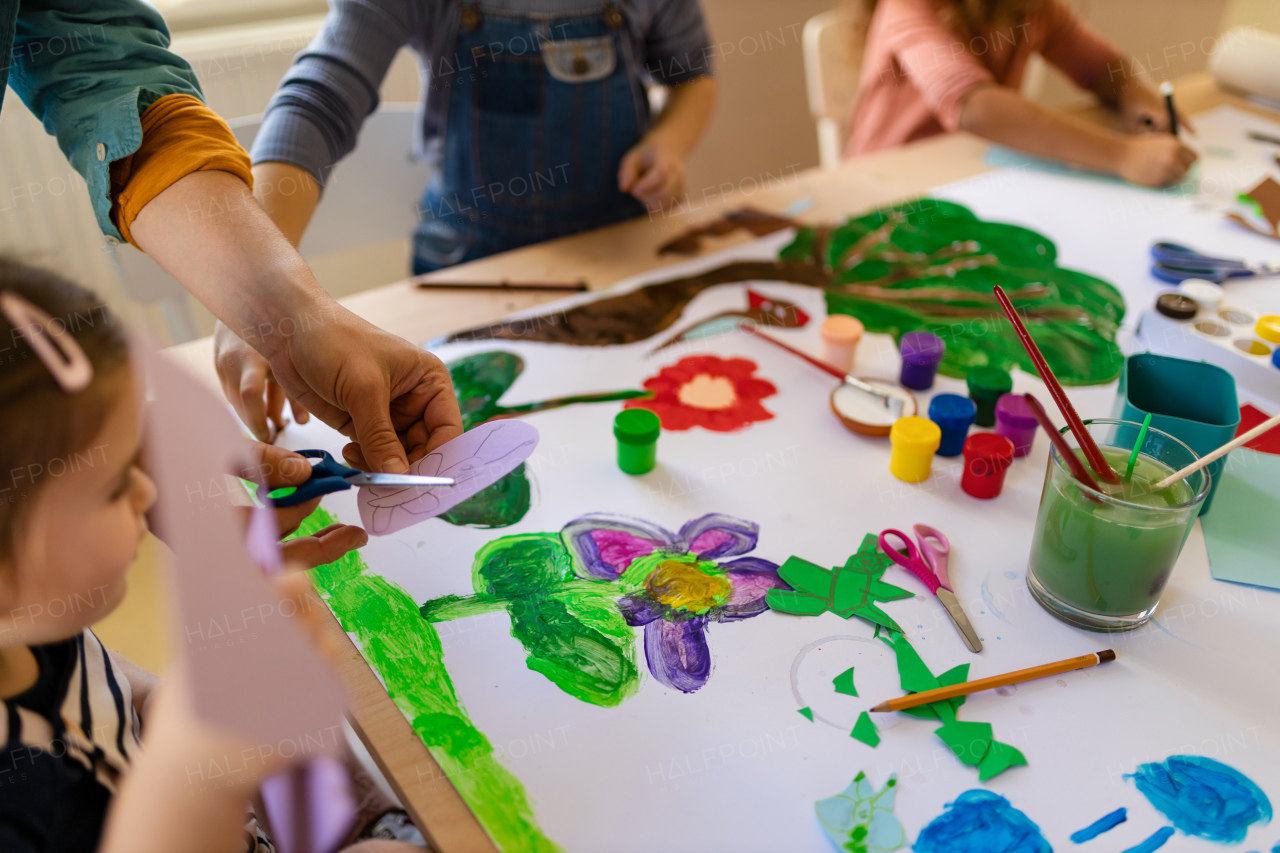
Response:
[614,409,660,475]
[967,365,1013,427]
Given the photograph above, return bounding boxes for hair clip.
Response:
[0,291,94,393]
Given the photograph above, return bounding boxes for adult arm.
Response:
[130,171,462,470]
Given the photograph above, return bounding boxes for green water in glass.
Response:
[1029,447,1197,618]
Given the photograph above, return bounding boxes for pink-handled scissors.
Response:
[878,525,982,653]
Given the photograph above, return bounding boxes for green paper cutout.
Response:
[935,721,994,767]
[767,535,912,632]
[851,712,881,747]
[892,636,941,695]
[875,631,1027,781]
[766,589,832,615]
[978,740,1028,781]
[833,667,859,697]
[799,706,815,722]
[777,556,836,597]
[833,536,914,631]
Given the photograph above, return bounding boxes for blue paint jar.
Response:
[1273,345,1280,371]
[928,394,977,457]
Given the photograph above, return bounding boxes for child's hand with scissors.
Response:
[240,442,368,570]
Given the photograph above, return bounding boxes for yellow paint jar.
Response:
[1256,314,1280,344]
[889,416,942,483]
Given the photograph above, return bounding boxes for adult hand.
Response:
[618,137,687,213]
[216,321,310,443]
[220,306,463,474]
[131,171,463,477]
[1116,135,1198,187]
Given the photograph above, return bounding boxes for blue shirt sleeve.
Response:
[7,0,205,239]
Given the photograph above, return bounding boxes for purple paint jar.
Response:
[899,331,946,390]
[994,393,1038,457]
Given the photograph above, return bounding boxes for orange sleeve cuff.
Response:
[109,94,253,249]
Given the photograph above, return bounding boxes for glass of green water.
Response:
[1026,419,1210,632]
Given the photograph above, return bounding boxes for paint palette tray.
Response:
[1138,297,1280,403]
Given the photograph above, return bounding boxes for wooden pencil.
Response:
[870,649,1116,712]
[414,280,588,294]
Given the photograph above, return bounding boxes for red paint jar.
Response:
[961,433,1016,499]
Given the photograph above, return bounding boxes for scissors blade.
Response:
[935,588,983,653]
[346,473,456,487]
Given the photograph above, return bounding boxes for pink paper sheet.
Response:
[143,345,347,746]
[358,420,539,535]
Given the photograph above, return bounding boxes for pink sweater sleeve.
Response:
[879,0,995,132]
[1036,0,1122,91]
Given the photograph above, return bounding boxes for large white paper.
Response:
[279,167,1280,853]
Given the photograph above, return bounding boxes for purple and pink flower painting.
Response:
[420,512,788,705]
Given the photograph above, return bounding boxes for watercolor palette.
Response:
[1138,295,1280,403]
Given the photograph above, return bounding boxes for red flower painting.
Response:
[627,354,777,432]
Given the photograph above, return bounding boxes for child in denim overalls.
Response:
[250,0,718,272]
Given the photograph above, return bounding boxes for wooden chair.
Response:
[803,5,869,170]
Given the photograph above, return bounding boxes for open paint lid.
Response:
[829,379,917,436]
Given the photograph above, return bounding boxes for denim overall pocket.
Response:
[471,34,621,213]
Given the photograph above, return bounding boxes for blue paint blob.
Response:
[1126,756,1272,844]
[913,790,1050,853]
[1070,807,1127,842]
[1120,826,1175,853]
[1004,570,1017,579]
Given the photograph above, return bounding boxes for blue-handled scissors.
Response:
[258,449,455,508]
[1150,241,1280,284]
[878,525,982,654]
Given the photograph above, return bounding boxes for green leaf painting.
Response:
[293,508,565,853]
[440,351,648,529]
[441,198,1124,386]
[785,199,1126,385]
[422,512,787,705]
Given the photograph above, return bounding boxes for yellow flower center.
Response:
[645,560,730,613]
[677,374,737,410]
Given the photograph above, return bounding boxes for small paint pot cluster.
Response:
[884,358,1037,498]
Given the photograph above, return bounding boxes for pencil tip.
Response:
[869,702,890,713]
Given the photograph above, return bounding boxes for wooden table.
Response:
[171,71,1274,852]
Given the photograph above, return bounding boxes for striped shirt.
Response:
[0,629,272,853]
